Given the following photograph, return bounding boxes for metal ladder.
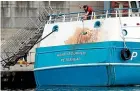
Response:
[0,6,60,69]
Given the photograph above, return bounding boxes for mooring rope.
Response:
[118,10,128,49]
[77,17,85,44]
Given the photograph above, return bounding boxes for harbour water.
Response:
[36,86,140,91]
[2,86,140,91]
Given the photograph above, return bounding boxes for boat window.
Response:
[131,1,138,12]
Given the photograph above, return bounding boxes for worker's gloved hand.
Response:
[80,15,87,21]
[81,14,87,20]
[83,15,87,20]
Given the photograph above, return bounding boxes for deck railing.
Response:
[47,8,140,24]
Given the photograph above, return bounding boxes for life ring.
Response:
[121,48,131,60]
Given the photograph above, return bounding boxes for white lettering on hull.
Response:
[131,52,138,60]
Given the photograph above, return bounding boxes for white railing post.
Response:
[116,9,118,17]
[63,15,65,22]
[94,12,96,19]
[91,12,93,20]
[77,13,79,21]
[118,9,122,17]
[47,16,52,24]
[128,9,131,17]
[54,16,56,23]
[106,10,108,18]
[70,18,73,22]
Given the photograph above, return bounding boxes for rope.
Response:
[77,18,85,44]
[122,36,127,48]
[118,10,128,49]
[77,15,106,44]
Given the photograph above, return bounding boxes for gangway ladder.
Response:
[0,5,61,69]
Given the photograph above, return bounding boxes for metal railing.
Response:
[47,8,140,24]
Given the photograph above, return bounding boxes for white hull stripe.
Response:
[34,63,140,71]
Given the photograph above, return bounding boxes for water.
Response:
[2,86,140,91]
[35,86,140,91]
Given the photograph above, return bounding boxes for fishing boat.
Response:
[34,1,140,86]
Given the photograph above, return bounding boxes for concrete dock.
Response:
[2,64,34,72]
[1,64,36,90]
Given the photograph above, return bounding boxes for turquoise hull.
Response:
[34,41,140,86]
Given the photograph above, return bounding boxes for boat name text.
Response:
[57,52,86,57]
[57,52,86,62]
[61,58,81,62]
[131,52,138,60]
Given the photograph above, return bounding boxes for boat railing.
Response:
[47,8,140,24]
